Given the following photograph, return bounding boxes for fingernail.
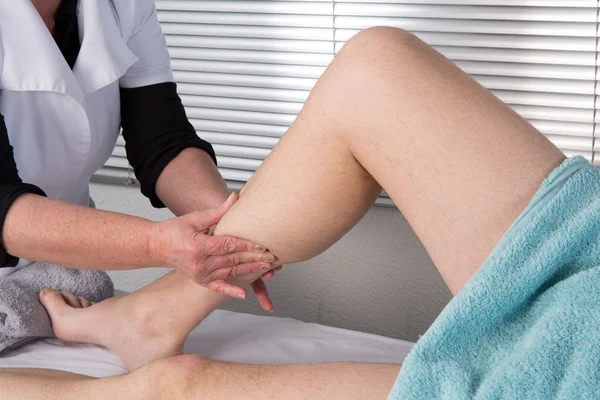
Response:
[256,245,266,252]
[261,264,270,271]
[264,254,275,262]
[238,293,246,299]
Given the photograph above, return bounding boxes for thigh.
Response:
[217,27,564,294]
[329,28,565,293]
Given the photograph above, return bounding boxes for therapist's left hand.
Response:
[149,193,278,307]
[249,265,284,312]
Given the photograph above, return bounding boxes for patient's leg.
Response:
[38,267,265,371]
[0,368,147,400]
[0,356,400,400]
[215,26,565,294]
[39,26,564,375]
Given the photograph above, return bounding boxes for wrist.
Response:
[146,221,168,268]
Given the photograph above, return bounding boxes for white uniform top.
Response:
[0,0,174,274]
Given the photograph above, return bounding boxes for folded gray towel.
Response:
[0,262,114,354]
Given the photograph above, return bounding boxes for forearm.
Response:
[2,194,159,270]
[155,148,229,216]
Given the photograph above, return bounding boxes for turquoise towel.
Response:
[389,156,600,399]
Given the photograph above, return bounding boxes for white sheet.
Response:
[0,310,413,378]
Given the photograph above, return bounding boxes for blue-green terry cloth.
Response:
[388,156,600,399]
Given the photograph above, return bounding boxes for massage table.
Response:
[1,309,413,378]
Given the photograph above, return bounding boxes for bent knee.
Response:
[339,26,424,60]
[326,26,439,101]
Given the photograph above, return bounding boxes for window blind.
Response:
[335,1,598,165]
[94,0,334,192]
[94,0,600,202]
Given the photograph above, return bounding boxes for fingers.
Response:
[204,235,267,255]
[207,251,274,270]
[251,279,273,312]
[198,192,239,228]
[206,280,248,300]
[217,192,239,215]
[230,262,274,277]
[263,270,275,280]
[263,265,284,280]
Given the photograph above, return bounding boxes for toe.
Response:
[60,290,82,308]
[39,288,73,316]
[78,296,92,308]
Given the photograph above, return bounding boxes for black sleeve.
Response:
[0,113,47,268]
[120,82,217,208]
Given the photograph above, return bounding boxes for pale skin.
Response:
[1,13,566,400]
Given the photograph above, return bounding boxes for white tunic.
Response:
[0,0,174,274]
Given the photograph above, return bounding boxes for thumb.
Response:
[196,192,239,228]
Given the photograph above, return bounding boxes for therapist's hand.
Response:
[148,193,276,301]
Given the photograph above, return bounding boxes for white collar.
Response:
[0,0,139,104]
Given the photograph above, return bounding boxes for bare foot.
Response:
[39,288,185,371]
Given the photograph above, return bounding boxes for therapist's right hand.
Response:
[148,193,275,299]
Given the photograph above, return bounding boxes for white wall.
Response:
[91,182,451,342]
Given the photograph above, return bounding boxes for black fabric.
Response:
[0,115,47,268]
[53,0,80,69]
[120,82,217,208]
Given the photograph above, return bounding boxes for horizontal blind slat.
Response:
[171,59,326,78]
[333,1,595,6]
[473,76,594,95]
[512,105,593,123]
[335,4,595,22]
[492,90,594,109]
[156,1,333,14]
[216,156,263,170]
[455,61,595,80]
[158,11,334,28]
[219,168,253,181]
[335,29,595,51]
[334,17,596,37]
[528,120,593,137]
[161,23,333,41]
[189,119,288,137]
[213,144,272,159]
[180,94,303,114]
[165,35,333,54]
[177,83,310,102]
[563,150,592,160]
[336,41,596,66]
[173,71,318,90]
[545,135,594,151]
[103,156,129,169]
[199,132,280,148]
[92,167,131,182]
[186,107,297,126]
[169,47,334,66]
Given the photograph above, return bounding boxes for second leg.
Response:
[215,27,565,294]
